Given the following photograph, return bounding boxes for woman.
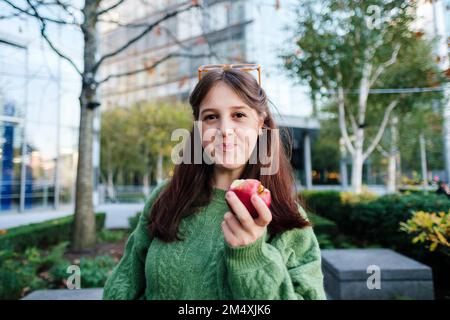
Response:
[103,66,326,300]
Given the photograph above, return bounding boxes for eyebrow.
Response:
[200,105,250,115]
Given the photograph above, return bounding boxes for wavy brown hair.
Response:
[147,68,310,242]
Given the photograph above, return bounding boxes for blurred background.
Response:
[0,0,449,300]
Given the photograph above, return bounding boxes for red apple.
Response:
[227,179,271,218]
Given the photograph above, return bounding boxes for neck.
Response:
[212,165,245,191]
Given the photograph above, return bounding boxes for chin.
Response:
[214,162,246,171]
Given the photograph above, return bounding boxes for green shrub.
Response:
[342,193,450,251]
[97,229,128,243]
[0,242,69,300]
[0,250,27,300]
[315,233,335,249]
[1,241,118,299]
[301,191,450,251]
[307,213,339,236]
[49,255,117,288]
[0,213,106,251]
[116,194,145,203]
[301,190,376,225]
[301,190,342,221]
[400,210,450,254]
[79,255,117,287]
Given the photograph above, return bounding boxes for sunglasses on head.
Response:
[197,63,261,85]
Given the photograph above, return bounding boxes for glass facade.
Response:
[0,21,82,212]
[0,40,27,211]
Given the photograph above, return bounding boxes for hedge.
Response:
[301,190,342,221]
[307,213,339,236]
[0,212,106,251]
[301,191,450,251]
[301,190,450,299]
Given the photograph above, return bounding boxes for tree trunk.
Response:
[73,92,96,251]
[351,128,365,194]
[143,168,151,197]
[387,116,398,193]
[420,133,429,189]
[72,1,99,252]
[107,170,115,201]
[351,151,364,194]
[387,154,396,193]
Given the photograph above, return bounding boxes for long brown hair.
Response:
[148,68,310,242]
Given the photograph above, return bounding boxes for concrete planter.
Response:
[322,249,434,300]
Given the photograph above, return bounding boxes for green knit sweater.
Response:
[102,181,326,300]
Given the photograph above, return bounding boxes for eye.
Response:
[234,112,247,118]
[203,114,217,121]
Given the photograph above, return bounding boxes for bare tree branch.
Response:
[49,0,81,25]
[363,98,399,160]
[376,144,390,158]
[2,0,78,25]
[349,112,358,133]
[25,0,82,75]
[0,11,23,19]
[92,0,200,73]
[36,0,81,12]
[337,71,355,155]
[98,18,193,52]
[97,52,212,85]
[358,61,371,125]
[96,0,126,16]
[364,27,388,64]
[97,18,148,28]
[370,43,401,87]
[356,29,394,125]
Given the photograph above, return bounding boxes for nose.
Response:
[218,118,234,140]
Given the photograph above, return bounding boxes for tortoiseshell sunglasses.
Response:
[198,63,261,85]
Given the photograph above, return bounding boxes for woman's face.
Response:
[198,82,264,171]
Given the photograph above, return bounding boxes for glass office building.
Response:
[0,15,82,212]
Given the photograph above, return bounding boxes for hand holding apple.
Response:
[227,179,271,218]
[221,179,272,248]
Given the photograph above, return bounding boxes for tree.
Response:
[0,0,215,251]
[127,100,192,193]
[100,100,192,199]
[282,0,444,193]
[372,35,443,190]
[100,107,134,201]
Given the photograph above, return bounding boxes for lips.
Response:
[215,142,236,151]
[221,143,236,151]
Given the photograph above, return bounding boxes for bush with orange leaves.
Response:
[400,210,450,255]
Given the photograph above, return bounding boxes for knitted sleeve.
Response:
[102,181,167,300]
[224,205,326,300]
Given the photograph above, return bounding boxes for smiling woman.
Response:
[102,67,326,300]
[199,83,265,172]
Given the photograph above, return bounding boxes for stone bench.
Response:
[321,249,434,300]
[22,288,103,300]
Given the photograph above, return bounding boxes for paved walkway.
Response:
[0,202,145,230]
